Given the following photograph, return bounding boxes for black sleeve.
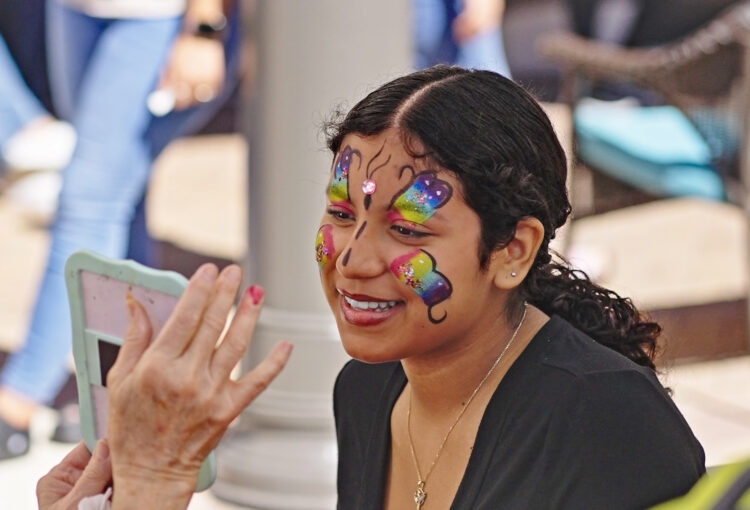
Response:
[334,360,361,510]
[542,370,705,510]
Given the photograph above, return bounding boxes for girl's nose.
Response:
[336,221,387,278]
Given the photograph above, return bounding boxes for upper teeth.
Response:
[344,295,397,312]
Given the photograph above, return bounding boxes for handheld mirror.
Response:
[65,250,217,491]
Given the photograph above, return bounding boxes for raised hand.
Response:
[106,264,292,509]
[157,34,226,111]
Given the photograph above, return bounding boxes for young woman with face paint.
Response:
[37,66,704,510]
[322,66,704,510]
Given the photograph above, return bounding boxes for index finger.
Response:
[152,263,218,356]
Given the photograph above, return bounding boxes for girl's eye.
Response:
[391,225,430,238]
[327,208,354,221]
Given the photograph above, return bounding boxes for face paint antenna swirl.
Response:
[362,141,391,209]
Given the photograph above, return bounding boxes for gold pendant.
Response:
[414,481,427,509]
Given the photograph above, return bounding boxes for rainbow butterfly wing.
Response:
[329,146,354,203]
[391,249,452,323]
[315,225,335,270]
[391,171,453,224]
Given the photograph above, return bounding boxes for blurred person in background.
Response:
[0,0,241,460]
[414,0,511,75]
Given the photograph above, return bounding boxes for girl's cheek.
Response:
[315,224,336,271]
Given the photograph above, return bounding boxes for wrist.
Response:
[112,467,196,509]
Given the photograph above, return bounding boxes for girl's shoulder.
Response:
[530,315,656,380]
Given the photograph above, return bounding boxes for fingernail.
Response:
[224,265,241,283]
[282,341,294,355]
[126,292,135,318]
[197,264,217,281]
[247,285,264,305]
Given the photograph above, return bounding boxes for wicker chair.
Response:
[538,0,750,209]
[539,3,750,357]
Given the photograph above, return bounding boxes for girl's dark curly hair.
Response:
[325,65,660,370]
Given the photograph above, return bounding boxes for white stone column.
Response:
[213,2,411,508]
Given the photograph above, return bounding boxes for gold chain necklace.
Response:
[406,304,528,510]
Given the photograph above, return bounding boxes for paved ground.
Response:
[1,134,749,508]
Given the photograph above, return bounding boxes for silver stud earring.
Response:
[510,272,517,277]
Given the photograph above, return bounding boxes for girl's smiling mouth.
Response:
[337,289,405,326]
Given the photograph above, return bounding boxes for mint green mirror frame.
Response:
[65,250,216,492]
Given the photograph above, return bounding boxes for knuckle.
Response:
[36,473,49,495]
[175,313,200,334]
[207,410,229,427]
[175,380,198,401]
[202,311,228,334]
[253,377,269,394]
[223,337,247,360]
[138,361,164,389]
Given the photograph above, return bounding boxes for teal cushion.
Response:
[574,103,724,200]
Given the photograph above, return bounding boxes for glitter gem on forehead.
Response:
[362,142,391,209]
[390,171,453,224]
[362,178,377,195]
[329,146,357,204]
[390,249,452,324]
[315,224,335,270]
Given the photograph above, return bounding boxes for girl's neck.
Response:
[401,306,548,419]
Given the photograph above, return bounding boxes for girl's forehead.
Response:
[337,131,447,179]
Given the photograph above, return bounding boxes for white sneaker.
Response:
[5,172,62,225]
[2,118,76,173]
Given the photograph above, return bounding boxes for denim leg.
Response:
[456,27,511,77]
[45,1,107,122]
[1,15,181,404]
[127,9,243,264]
[0,34,47,147]
[413,0,457,69]
[413,0,510,76]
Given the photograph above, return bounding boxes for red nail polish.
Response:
[247,285,264,305]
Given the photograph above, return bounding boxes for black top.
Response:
[334,316,705,510]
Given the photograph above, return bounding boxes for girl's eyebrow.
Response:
[330,200,355,214]
[386,209,446,224]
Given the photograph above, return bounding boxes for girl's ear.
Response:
[489,217,545,290]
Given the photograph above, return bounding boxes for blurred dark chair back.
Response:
[540,0,750,210]
[627,0,741,46]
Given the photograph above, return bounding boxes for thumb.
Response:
[108,295,152,384]
[65,440,112,503]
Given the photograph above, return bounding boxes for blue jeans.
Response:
[1,0,240,404]
[414,0,511,76]
[0,33,48,151]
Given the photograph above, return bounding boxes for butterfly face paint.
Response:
[389,171,453,225]
[329,146,360,205]
[391,249,452,324]
[315,224,335,270]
